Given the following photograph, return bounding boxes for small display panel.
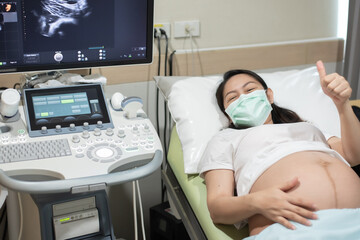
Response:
[33,92,93,119]
[23,84,112,136]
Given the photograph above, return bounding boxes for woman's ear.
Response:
[266,88,274,104]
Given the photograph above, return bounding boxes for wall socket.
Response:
[174,20,200,38]
[154,23,171,38]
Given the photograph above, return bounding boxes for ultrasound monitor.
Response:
[0,0,154,74]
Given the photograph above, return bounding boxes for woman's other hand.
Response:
[317,60,352,108]
[250,177,318,230]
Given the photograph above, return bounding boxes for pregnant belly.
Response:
[248,151,360,236]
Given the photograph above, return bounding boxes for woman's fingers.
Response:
[272,205,317,230]
[273,197,318,230]
[279,177,299,192]
[316,60,327,81]
[316,60,352,105]
[281,210,312,228]
[257,180,319,230]
[288,203,318,220]
[275,216,296,230]
[288,196,318,211]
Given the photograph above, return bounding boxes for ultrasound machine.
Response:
[0,0,158,239]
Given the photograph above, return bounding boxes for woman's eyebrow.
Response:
[224,81,257,98]
[224,90,237,98]
[242,81,257,88]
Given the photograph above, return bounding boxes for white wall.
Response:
[155,0,338,50]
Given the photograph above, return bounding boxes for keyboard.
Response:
[0,139,71,163]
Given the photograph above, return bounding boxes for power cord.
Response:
[154,28,167,203]
[155,29,161,137]
[154,29,177,204]
[133,181,138,240]
[159,29,169,76]
[17,192,23,240]
[185,25,196,76]
[132,180,146,240]
[160,28,169,159]
[0,204,7,240]
[159,29,170,204]
[169,50,176,77]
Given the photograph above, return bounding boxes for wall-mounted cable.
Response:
[132,180,146,240]
[159,28,169,204]
[160,29,169,158]
[155,29,161,137]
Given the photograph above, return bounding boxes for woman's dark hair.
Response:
[216,69,303,128]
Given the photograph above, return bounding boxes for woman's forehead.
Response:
[224,74,261,91]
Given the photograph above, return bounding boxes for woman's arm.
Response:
[204,169,318,230]
[317,61,360,166]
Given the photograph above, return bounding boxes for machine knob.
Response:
[105,128,114,136]
[72,135,80,143]
[95,147,114,158]
[132,126,139,133]
[94,128,101,136]
[144,124,150,132]
[117,129,125,138]
[55,125,62,132]
[83,122,90,130]
[82,130,90,139]
[41,126,47,134]
[69,123,76,131]
[97,121,103,128]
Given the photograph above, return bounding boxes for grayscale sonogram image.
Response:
[32,0,92,38]
[23,0,114,52]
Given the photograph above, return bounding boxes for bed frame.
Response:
[162,166,207,240]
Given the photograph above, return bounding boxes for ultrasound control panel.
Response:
[0,84,163,193]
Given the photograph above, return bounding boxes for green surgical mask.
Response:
[225,90,272,127]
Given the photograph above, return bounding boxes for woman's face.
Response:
[223,74,268,109]
[222,73,274,124]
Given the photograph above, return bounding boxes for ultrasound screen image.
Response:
[23,0,115,52]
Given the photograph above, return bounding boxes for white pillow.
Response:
[163,66,340,174]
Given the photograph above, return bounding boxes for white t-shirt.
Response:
[198,122,348,228]
[199,122,348,194]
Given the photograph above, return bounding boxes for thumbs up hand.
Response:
[316,60,352,107]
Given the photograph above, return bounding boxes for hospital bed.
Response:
[154,66,360,240]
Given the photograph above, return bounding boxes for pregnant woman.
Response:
[199,61,360,238]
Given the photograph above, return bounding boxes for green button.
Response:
[61,99,74,104]
[18,129,25,134]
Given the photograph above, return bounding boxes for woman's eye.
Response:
[227,96,236,103]
[247,88,255,92]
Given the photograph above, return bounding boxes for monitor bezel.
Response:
[0,0,154,74]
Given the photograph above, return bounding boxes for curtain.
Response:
[344,0,360,100]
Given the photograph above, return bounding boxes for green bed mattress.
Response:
[167,126,249,240]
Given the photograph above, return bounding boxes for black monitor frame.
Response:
[0,0,154,74]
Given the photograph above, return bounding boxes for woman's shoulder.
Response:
[205,128,237,145]
[213,127,244,138]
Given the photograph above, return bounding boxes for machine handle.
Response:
[0,150,163,194]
